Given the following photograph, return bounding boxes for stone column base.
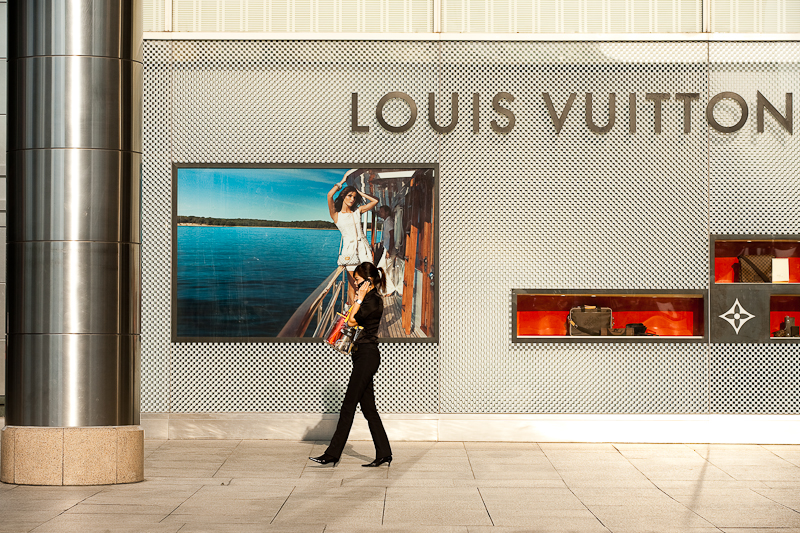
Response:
[1,426,144,485]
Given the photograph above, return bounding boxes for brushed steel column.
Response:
[6,0,142,427]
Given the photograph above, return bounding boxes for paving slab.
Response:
[751,488,800,511]
[467,528,608,533]
[484,508,608,530]
[607,528,721,533]
[478,488,585,513]
[177,526,324,533]
[383,500,493,527]
[688,505,800,528]
[537,443,619,452]
[719,529,800,533]
[31,512,173,531]
[586,504,716,530]
[569,487,675,506]
[454,479,567,488]
[271,496,385,526]
[385,486,480,501]
[325,524,469,533]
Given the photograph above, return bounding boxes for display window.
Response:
[713,238,800,284]
[770,295,800,339]
[513,290,706,342]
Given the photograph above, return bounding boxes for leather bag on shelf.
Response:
[738,253,774,283]
[567,306,612,336]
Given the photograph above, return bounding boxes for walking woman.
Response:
[327,177,379,304]
[310,262,393,467]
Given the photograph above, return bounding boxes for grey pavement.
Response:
[1,434,800,532]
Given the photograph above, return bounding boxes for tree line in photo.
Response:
[176,215,370,229]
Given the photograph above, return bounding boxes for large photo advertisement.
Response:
[173,165,437,342]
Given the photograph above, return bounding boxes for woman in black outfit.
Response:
[310,262,393,467]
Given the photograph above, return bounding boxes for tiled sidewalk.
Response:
[1,437,800,532]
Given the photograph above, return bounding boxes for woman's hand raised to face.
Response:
[356,281,372,301]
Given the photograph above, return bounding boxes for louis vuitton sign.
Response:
[350,92,793,135]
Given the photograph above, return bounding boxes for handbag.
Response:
[773,316,800,337]
[338,240,361,266]
[567,306,612,336]
[323,305,364,355]
[324,312,348,345]
[738,253,773,282]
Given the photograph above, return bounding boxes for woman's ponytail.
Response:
[375,267,387,295]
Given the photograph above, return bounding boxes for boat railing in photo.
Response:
[313,277,345,338]
[278,265,346,338]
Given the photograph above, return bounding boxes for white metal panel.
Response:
[143,0,167,31]
[0,3,6,57]
[439,0,702,33]
[711,0,800,32]
[170,0,432,32]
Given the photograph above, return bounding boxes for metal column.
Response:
[6,0,142,427]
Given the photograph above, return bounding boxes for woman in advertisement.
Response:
[310,262,393,467]
[327,176,379,303]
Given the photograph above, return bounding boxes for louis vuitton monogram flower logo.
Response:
[719,298,755,335]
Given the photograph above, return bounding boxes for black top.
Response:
[353,290,383,345]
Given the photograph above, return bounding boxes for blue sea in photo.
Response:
[177,226,374,338]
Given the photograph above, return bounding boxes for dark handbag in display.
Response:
[567,306,612,336]
[602,323,651,336]
[773,316,800,338]
[625,323,648,335]
[738,253,774,282]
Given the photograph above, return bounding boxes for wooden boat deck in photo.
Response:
[378,293,427,339]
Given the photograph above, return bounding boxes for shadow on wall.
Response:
[301,380,344,441]
[321,380,345,414]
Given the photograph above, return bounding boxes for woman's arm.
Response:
[357,191,379,213]
[327,179,346,221]
[347,282,372,326]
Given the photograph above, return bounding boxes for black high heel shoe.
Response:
[362,456,392,467]
[309,453,339,465]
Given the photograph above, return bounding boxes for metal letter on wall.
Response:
[585,93,616,133]
[351,93,369,133]
[472,93,480,133]
[645,93,670,134]
[428,92,458,134]
[675,93,700,134]
[542,92,576,134]
[707,92,749,133]
[490,92,515,134]
[756,91,792,134]
[376,92,418,133]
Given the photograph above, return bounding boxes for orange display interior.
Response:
[714,240,800,283]
[770,295,800,336]
[516,294,704,337]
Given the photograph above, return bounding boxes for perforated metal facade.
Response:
[141,39,800,416]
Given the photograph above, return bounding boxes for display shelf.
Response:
[713,238,800,284]
[770,295,800,340]
[513,290,706,343]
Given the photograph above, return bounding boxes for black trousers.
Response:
[325,343,392,459]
